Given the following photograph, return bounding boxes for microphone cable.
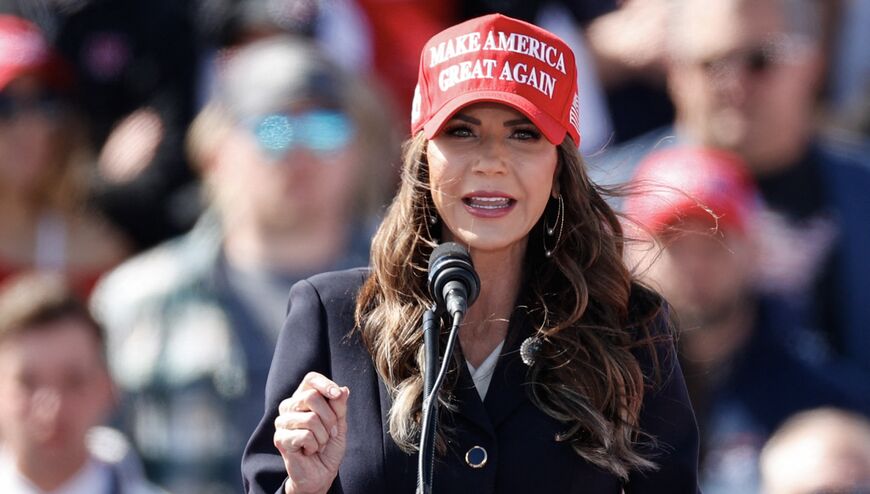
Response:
[417,310,463,494]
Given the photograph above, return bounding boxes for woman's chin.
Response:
[449,232,529,258]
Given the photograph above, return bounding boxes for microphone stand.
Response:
[419,307,438,494]
[417,309,464,494]
[423,307,439,400]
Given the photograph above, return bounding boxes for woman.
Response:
[243,14,700,494]
[0,15,130,296]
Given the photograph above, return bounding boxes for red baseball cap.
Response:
[410,13,580,146]
[0,15,69,91]
[624,147,758,235]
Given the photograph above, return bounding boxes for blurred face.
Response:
[647,219,753,327]
[0,319,113,466]
[763,424,870,494]
[668,0,820,173]
[0,76,66,194]
[427,103,558,257]
[212,108,360,233]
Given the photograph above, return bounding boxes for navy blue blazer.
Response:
[242,268,701,493]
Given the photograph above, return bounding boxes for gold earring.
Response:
[543,194,564,258]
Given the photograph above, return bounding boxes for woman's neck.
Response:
[459,244,525,366]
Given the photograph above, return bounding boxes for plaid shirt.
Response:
[91,212,371,494]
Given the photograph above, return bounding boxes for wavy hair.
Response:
[355,133,671,479]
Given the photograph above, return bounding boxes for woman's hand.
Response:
[274,372,350,494]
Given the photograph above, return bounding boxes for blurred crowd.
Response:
[0,1,868,493]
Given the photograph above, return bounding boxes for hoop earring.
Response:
[543,194,564,258]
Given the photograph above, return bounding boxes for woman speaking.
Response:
[243,14,700,494]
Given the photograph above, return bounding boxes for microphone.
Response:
[427,242,480,318]
[420,242,479,494]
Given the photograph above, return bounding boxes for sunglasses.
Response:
[696,35,811,77]
[0,91,65,120]
[246,110,355,159]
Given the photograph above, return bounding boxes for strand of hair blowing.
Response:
[356,135,667,479]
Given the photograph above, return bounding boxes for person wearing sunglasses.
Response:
[0,15,130,298]
[90,35,397,494]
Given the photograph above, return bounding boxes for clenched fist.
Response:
[274,372,350,494]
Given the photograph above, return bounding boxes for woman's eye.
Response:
[511,127,542,141]
[445,125,475,138]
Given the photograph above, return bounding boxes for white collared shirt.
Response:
[0,453,111,494]
[465,340,505,401]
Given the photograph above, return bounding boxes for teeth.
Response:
[466,196,511,209]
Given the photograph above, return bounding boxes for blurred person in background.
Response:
[0,14,130,297]
[760,407,870,494]
[0,272,165,494]
[593,0,870,386]
[826,0,870,140]
[0,0,201,251]
[624,147,870,494]
[90,35,397,494]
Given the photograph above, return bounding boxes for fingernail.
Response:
[329,387,341,398]
[331,425,338,437]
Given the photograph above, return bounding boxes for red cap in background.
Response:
[410,13,580,146]
[0,15,70,92]
[624,147,759,236]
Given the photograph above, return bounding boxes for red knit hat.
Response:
[410,13,580,146]
[0,15,69,91]
[624,147,758,235]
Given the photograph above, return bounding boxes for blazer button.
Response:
[465,445,488,468]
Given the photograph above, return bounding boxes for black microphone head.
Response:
[428,242,469,268]
[427,242,480,310]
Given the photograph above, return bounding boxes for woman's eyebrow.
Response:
[451,113,481,125]
[504,117,531,127]
[448,114,531,126]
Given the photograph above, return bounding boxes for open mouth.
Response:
[462,196,516,210]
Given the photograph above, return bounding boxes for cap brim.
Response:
[635,197,746,237]
[0,60,71,92]
[421,90,567,145]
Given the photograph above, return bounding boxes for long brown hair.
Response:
[355,133,671,479]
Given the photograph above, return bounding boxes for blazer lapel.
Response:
[451,353,496,435]
[376,361,496,494]
[371,306,536,493]
[483,309,533,426]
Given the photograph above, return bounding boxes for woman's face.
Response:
[427,102,558,256]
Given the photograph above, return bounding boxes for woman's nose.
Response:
[472,136,508,174]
